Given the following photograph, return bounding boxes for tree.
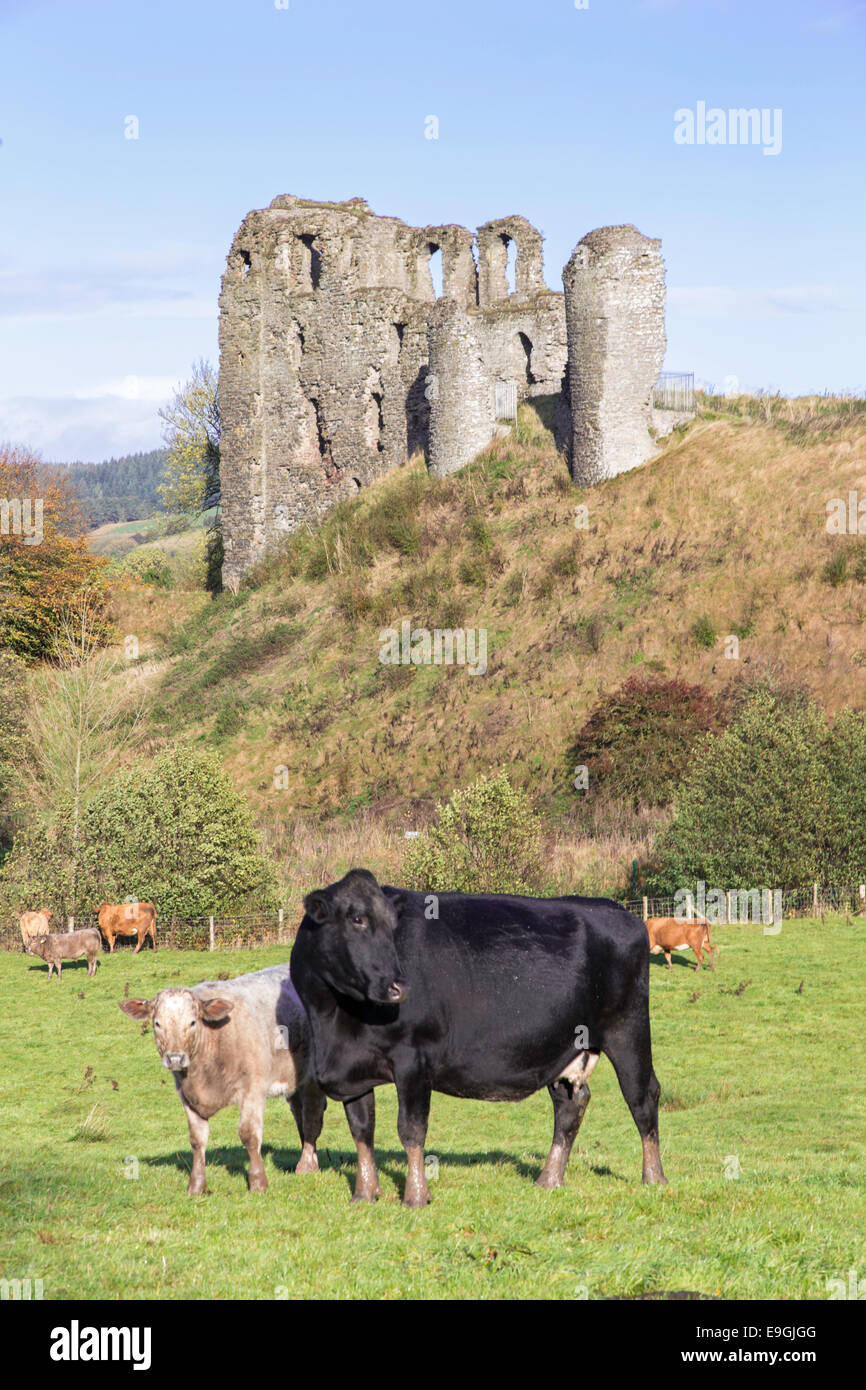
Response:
[157,360,220,514]
[648,691,831,894]
[0,651,28,852]
[79,747,278,917]
[0,444,109,660]
[18,596,143,909]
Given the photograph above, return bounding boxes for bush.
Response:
[690,613,716,649]
[570,676,718,808]
[122,547,174,589]
[403,771,544,894]
[648,691,830,893]
[1,748,278,918]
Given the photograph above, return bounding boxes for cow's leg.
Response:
[344,1091,381,1202]
[134,934,143,955]
[665,950,672,970]
[289,1081,325,1175]
[396,1073,432,1208]
[602,1022,668,1186]
[183,1102,209,1196]
[536,1079,592,1189]
[238,1095,268,1192]
[694,944,703,971]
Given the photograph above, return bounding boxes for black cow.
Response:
[290,869,667,1207]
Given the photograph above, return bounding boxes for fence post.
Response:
[642,896,648,922]
[813,883,819,916]
[726,891,732,924]
[67,916,74,933]
[279,908,284,942]
[209,917,215,952]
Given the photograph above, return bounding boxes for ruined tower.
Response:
[562,225,666,487]
[219,198,670,585]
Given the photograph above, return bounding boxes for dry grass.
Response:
[86,392,866,896]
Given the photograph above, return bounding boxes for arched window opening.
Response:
[504,236,517,296]
[428,244,443,300]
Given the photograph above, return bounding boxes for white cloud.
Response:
[668,285,850,317]
[0,391,167,462]
[0,245,221,323]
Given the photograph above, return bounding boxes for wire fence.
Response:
[624,882,866,924]
[2,909,298,953]
[5,882,865,953]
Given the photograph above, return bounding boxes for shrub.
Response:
[822,550,848,587]
[1,749,279,918]
[690,613,716,649]
[122,547,174,589]
[403,771,544,894]
[648,691,830,893]
[570,676,719,809]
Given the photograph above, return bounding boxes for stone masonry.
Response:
[219,197,668,586]
[563,226,667,487]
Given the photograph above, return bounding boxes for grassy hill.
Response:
[107,391,866,900]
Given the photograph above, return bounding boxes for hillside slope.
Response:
[114,395,866,844]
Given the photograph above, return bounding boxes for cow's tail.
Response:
[693,910,716,951]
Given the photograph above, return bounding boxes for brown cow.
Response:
[119,964,326,1195]
[26,928,101,979]
[98,901,157,953]
[20,910,52,951]
[645,915,718,972]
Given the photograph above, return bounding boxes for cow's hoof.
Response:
[295,1153,319,1175]
[248,1175,269,1193]
[535,1171,564,1190]
[642,1172,669,1186]
[187,1183,207,1197]
[351,1189,379,1203]
[402,1186,430,1209]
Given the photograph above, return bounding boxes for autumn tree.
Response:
[0,443,108,660]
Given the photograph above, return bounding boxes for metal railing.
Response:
[653,371,695,412]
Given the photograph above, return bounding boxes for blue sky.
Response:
[1,0,863,461]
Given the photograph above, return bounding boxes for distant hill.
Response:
[51,449,167,527]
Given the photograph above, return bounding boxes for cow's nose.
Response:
[387,981,409,1003]
[162,1053,188,1071]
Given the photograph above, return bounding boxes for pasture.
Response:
[1,918,863,1301]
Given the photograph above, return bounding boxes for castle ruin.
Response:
[219,196,669,587]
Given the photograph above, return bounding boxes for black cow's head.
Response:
[302,869,409,1006]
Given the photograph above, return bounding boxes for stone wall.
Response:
[562,225,666,487]
[219,198,673,584]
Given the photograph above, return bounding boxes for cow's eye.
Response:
[190,1020,196,1027]
[153,1021,161,1030]
[350,913,367,929]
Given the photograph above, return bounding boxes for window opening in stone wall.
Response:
[504,236,517,296]
[240,250,251,278]
[300,234,323,291]
[518,332,535,386]
[428,244,443,300]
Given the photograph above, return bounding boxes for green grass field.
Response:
[1,919,863,1300]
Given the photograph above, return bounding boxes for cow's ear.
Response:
[200,997,233,1022]
[303,891,331,925]
[119,998,152,1020]
[389,891,407,914]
